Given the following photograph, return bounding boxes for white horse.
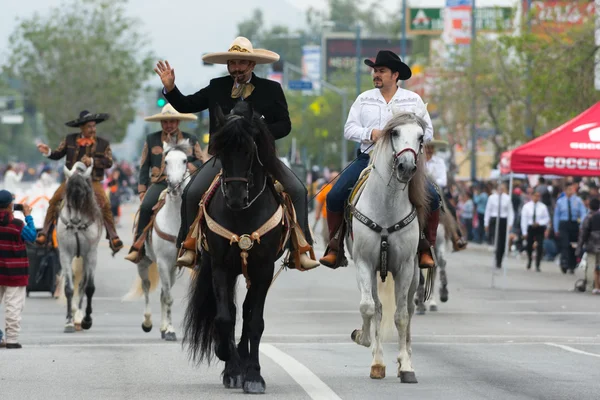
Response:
[346,111,431,383]
[57,161,103,333]
[123,140,191,341]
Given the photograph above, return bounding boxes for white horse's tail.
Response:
[58,257,84,303]
[122,262,160,301]
[378,273,397,342]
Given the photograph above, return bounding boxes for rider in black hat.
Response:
[35,110,123,254]
[319,50,444,269]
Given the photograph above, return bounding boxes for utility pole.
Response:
[470,0,477,182]
[401,0,408,89]
[355,23,362,99]
[525,0,533,138]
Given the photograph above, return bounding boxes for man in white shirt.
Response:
[319,50,440,269]
[520,191,550,271]
[424,141,467,251]
[484,183,515,268]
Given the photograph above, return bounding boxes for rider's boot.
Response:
[102,205,123,255]
[319,211,346,268]
[35,213,54,245]
[452,224,468,252]
[176,234,197,268]
[419,208,440,269]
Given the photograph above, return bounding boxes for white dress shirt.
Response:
[3,169,23,193]
[520,200,551,234]
[426,155,447,188]
[484,192,515,228]
[344,87,433,153]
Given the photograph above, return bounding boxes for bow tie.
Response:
[77,137,95,147]
[231,82,255,99]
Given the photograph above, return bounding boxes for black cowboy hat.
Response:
[65,110,110,127]
[364,50,412,81]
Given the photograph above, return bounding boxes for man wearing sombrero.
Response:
[319,50,442,269]
[35,110,123,254]
[124,104,207,263]
[154,36,319,270]
[425,140,468,251]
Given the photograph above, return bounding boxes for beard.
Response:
[373,79,383,88]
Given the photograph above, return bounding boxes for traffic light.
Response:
[156,89,168,107]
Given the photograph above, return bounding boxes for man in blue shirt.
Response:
[552,181,587,273]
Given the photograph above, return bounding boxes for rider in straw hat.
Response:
[35,110,123,254]
[424,139,467,251]
[124,104,208,263]
[154,36,320,271]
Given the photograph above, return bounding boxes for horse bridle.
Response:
[220,142,267,210]
[163,147,191,195]
[388,129,424,184]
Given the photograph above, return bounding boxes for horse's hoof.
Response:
[370,364,386,379]
[164,332,177,342]
[429,304,438,312]
[440,286,449,303]
[243,378,266,394]
[399,371,418,383]
[74,323,82,331]
[64,324,76,333]
[351,329,360,343]
[81,317,92,330]
[160,330,165,339]
[223,374,243,389]
[416,306,426,315]
[142,323,152,333]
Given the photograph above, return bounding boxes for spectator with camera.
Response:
[0,190,36,349]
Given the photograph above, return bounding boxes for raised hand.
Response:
[37,143,50,155]
[154,60,175,92]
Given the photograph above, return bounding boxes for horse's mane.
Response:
[209,102,285,180]
[371,111,431,227]
[165,141,191,156]
[65,173,101,223]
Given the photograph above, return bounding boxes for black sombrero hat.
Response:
[364,50,412,81]
[65,110,110,127]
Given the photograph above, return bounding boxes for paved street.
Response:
[2,202,599,400]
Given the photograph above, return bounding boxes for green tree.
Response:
[3,0,155,145]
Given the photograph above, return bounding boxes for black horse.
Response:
[183,101,287,394]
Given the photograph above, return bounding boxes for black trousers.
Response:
[559,221,580,271]
[177,156,312,247]
[526,225,546,268]
[489,217,507,268]
[135,181,168,239]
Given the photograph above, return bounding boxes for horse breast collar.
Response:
[59,203,92,258]
[202,201,285,289]
[351,204,417,283]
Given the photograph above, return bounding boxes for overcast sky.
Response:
[0,0,518,92]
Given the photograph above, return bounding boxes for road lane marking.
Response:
[284,310,600,315]
[544,343,600,358]
[260,343,342,400]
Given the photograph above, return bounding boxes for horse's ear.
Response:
[163,141,172,153]
[84,161,93,179]
[178,138,190,148]
[63,165,71,179]
[213,104,225,130]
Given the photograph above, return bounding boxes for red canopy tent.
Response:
[492,102,600,278]
[503,101,600,177]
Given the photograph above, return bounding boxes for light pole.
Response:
[400,0,407,88]
[470,0,477,182]
[525,0,533,138]
[355,23,362,98]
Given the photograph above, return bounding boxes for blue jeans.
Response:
[326,152,370,213]
[326,152,440,213]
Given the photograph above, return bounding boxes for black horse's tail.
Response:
[183,256,218,365]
